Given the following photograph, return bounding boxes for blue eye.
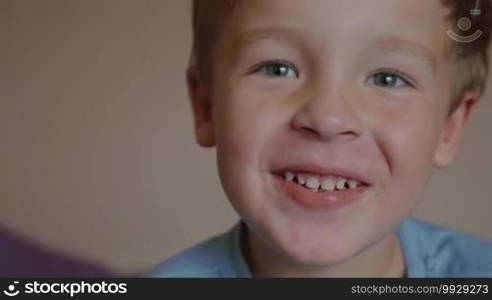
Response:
[368,71,411,88]
[258,62,299,78]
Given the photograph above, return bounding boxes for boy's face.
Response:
[190,0,477,268]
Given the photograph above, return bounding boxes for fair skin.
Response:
[188,0,478,277]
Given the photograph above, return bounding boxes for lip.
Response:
[273,174,370,211]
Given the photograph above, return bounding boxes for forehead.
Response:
[222,0,450,62]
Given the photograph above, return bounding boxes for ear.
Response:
[433,93,479,168]
[187,64,216,147]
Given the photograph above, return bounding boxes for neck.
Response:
[243,228,406,278]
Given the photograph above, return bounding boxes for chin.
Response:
[262,226,363,269]
[289,243,356,267]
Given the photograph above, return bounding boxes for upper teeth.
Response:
[336,178,347,190]
[306,177,320,190]
[321,177,336,191]
[285,172,295,181]
[297,174,306,185]
[284,172,360,191]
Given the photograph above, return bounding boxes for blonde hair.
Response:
[192,0,492,110]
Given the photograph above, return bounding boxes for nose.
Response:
[291,84,363,142]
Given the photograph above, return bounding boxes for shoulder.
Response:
[146,224,243,278]
[399,218,492,277]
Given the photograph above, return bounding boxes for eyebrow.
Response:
[234,26,308,49]
[372,37,438,74]
[233,28,438,74]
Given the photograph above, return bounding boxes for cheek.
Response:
[391,120,438,170]
[214,85,287,164]
[213,88,290,221]
[213,86,283,191]
[370,103,441,202]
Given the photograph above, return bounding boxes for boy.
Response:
[149,0,492,277]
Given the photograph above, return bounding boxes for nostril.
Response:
[291,102,363,141]
[299,125,358,141]
[340,130,359,137]
[300,126,320,137]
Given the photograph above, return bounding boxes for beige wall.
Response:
[2,0,491,274]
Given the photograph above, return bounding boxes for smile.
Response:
[284,171,362,192]
[273,169,371,211]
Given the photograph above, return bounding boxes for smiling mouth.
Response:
[282,171,366,192]
[272,169,371,210]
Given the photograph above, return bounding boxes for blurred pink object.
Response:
[0,226,114,277]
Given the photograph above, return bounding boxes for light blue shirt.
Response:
[147,217,492,277]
